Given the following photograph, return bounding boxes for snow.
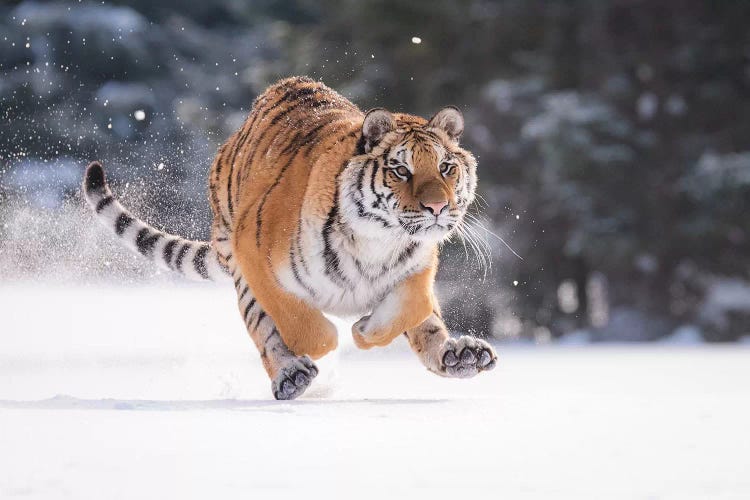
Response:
[1,284,749,499]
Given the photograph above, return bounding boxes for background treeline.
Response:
[1,0,749,342]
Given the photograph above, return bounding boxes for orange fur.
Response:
[203,76,496,394]
[352,251,437,349]
[84,76,497,400]
[209,78,359,364]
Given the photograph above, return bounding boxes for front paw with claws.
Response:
[439,336,497,378]
[271,356,319,400]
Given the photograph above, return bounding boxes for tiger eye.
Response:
[394,166,411,179]
[440,162,455,176]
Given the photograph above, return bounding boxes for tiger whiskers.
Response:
[452,217,492,277]
[463,212,523,261]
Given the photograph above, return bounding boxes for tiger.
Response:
[83,76,497,400]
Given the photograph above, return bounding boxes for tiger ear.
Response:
[362,108,395,152]
[428,106,464,142]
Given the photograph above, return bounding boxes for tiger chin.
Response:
[83,76,497,400]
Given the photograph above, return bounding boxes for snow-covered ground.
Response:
[1,284,748,499]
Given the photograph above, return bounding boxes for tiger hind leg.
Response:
[216,232,318,400]
[234,269,319,399]
[405,312,498,378]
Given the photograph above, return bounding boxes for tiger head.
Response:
[341,107,477,244]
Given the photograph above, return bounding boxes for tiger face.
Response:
[340,107,477,243]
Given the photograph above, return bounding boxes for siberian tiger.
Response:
[83,76,497,400]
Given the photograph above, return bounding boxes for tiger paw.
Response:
[439,336,497,378]
[271,356,319,400]
[352,316,397,349]
[352,315,375,349]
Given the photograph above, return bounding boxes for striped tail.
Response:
[83,161,230,282]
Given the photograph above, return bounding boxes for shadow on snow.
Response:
[0,394,449,412]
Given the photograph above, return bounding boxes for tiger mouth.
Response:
[398,218,456,236]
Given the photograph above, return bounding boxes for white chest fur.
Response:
[278,218,432,317]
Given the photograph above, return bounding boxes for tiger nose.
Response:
[420,200,448,215]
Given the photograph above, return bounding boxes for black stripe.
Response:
[135,228,161,256]
[209,149,222,212]
[209,178,231,229]
[349,190,392,228]
[232,155,244,211]
[426,326,442,335]
[217,260,231,274]
[352,257,369,279]
[370,159,385,209]
[254,310,266,329]
[321,199,352,289]
[238,286,249,301]
[193,245,210,279]
[261,326,277,345]
[290,248,317,298]
[163,239,178,268]
[295,229,311,275]
[114,213,133,235]
[396,242,419,265]
[350,160,392,228]
[318,158,358,289]
[352,159,392,227]
[269,91,317,127]
[243,298,256,322]
[95,196,114,213]
[417,129,443,144]
[175,242,191,270]
[301,113,347,159]
[213,144,225,178]
[218,212,231,230]
[225,158,235,218]
[309,99,333,110]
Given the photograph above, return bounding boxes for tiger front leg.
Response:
[405,312,497,378]
[352,266,435,349]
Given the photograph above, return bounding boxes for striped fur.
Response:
[83,162,229,281]
[83,76,497,400]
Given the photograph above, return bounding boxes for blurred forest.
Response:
[1,0,749,342]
